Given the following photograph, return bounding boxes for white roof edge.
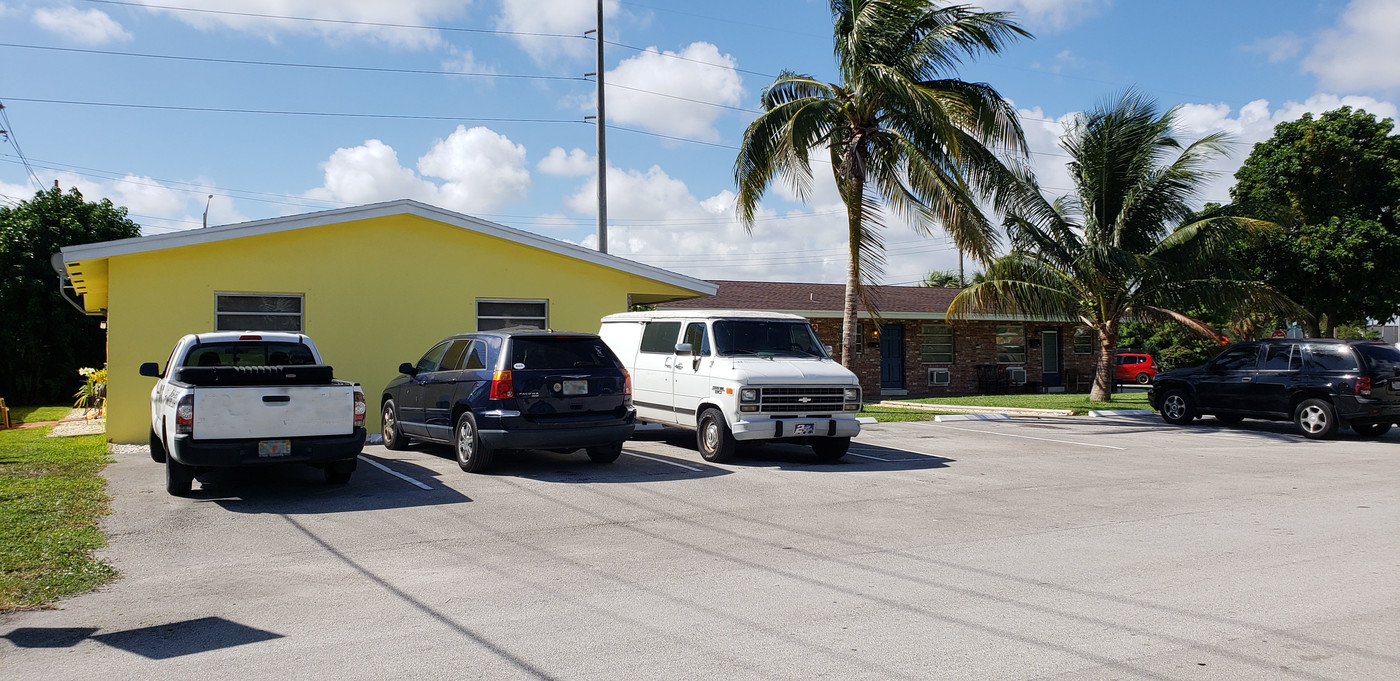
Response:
[57,199,716,295]
[602,309,809,321]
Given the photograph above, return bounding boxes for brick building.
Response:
[656,280,1098,398]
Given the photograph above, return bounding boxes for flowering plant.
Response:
[74,366,108,417]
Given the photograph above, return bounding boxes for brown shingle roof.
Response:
[655,280,962,317]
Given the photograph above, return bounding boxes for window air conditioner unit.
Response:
[927,367,951,386]
[1006,367,1027,386]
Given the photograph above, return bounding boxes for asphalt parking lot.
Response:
[3,416,1398,680]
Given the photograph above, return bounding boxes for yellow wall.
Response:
[104,213,701,443]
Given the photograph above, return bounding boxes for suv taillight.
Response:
[489,370,515,400]
[353,390,366,428]
[176,395,194,435]
[1357,376,1372,396]
[623,368,632,396]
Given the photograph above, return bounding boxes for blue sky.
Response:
[2,0,1397,285]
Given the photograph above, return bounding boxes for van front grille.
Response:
[758,386,847,413]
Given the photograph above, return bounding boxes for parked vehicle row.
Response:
[1149,338,1400,439]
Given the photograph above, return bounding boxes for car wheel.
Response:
[165,454,194,496]
[1294,398,1338,439]
[324,458,357,484]
[1135,372,1152,385]
[586,442,624,464]
[1352,421,1392,437]
[1215,415,1244,424]
[149,427,167,463]
[382,400,408,451]
[1159,389,1196,425]
[696,408,736,463]
[454,412,494,473]
[811,437,850,462]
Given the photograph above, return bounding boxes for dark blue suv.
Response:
[380,329,635,472]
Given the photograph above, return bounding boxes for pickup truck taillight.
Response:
[176,395,194,435]
[353,390,366,428]
[1357,377,1372,396]
[489,370,515,400]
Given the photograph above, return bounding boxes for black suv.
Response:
[380,329,635,472]
[1149,339,1400,439]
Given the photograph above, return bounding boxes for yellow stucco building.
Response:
[55,200,715,443]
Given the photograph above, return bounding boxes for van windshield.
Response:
[712,320,827,358]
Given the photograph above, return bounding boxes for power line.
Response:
[0,97,586,124]
[0,102,44,191]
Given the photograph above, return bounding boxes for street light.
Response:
[202,194,213,228]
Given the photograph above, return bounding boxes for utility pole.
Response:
[593,0,607,253]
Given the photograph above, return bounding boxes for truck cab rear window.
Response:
[184,342,317,367]
[511,338,617,369]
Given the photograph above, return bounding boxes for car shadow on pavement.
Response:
[409,440,734,483]
[190,454,472,514]
[1059,415,1395,443]
[4,616,281,659]
[629,428,955,472]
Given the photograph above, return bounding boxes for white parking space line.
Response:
[358,455,433,490]
[926,424,1127,450]
[624,452,705,472]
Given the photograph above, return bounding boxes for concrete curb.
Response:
[1088,409,1156,417]
[934,413,1011,422]
[856,417,878,425]
[876,400,1076,417]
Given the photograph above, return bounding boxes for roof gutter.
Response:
[50,251,102,317]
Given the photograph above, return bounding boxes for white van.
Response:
[599,310,862,463]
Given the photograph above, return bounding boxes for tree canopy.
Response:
[734,0,1029,366]
[1229,106,1400,335]
[0,186,141,404]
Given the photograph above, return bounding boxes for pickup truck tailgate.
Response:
[192,386,355,439]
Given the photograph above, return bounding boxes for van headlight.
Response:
[843,387,860,402]
[739,388,758,403]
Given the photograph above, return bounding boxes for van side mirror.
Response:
[674,343,693,355]
[824,345,834,355]
[139,362,160,378]
[399,362,418,376]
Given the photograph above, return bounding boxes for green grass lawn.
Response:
[859,405,953,422]
[10,404,74,423]
[892,391,1153,415]
[0,422,117,611]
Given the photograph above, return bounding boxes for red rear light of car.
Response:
[623,368,632,396]
[239,334,262,341]
[176,395,194,435]
[353,390,366,428]
[489,370,515,400]
[1357,376,1372,396]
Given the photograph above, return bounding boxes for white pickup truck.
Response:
[141,331,367,495]
[599,310,862,463]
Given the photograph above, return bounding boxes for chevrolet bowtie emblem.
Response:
[798,397,811,403]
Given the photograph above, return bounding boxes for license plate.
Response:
[258,439,292,457]
[562,379,588,396]
[793,423,815,435]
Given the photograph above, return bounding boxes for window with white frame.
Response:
[995,325,1026,364]
[920,324,954,363]
[215,293,303,332]
[477,299,547,331]
[1073,327,1093,354]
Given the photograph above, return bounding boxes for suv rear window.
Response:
[1354,343,1400,373]
[1305,344,1359,372]
[184,341,316,367]
[511,338,619,369]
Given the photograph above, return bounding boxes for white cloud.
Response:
[604,42,744,141]
[442,46,496,78]
[1242,32,1302,63]
[305,126,531,214]
[982,0,1110,31]
[134,0,466,49]
[495,0,619,64]
[32,6,132,45]
[538,147,593,176]
[1304,0,1400,93]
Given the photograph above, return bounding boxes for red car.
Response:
[1115,353,1158,384]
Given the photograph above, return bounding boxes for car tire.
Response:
[1294,398,1338,439]
[382,400,408,451]
[454,412,494,473]
[811,437,850,462]
[149,427,167,463]
[1159,389,1196,425]
[586,442,624,464]
[1135,372,1152,385]
[696,408,736,463]
[1351,421,1392,437]
[165,454,194,496]
[1215,415,1244,424]
[324,458,357,484]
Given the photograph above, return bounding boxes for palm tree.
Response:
[735,0,1030,367]
[948,91,1295,401]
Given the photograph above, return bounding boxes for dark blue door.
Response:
[880,324,904,389]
